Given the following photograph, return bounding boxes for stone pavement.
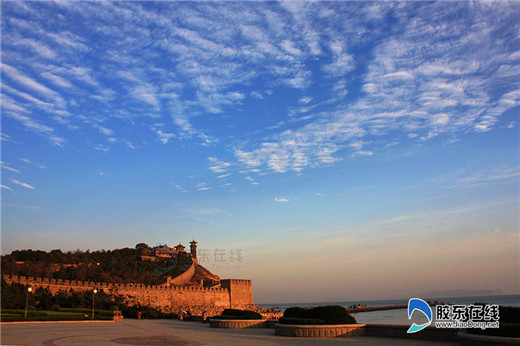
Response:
[1,319,458,345]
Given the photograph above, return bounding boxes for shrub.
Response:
[213,315,241,320]
[500,306,520,323]
[283,307,309,318]
[49,305,61,311]
[0,310,113,322]
[279,317,326,325]
[220,309,262,320]
[470,323,520,338]
[282,305,356,325]
[310,305,357,325]
[468,306,520,337]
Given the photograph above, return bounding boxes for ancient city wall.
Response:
[220,279,255,307]
[166,262,196,286]
[3,275,256,315]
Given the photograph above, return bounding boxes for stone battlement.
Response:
[221,279,252,285]
[3,275,230,293]
[3,274,256,315]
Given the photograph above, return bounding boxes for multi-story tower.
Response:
[190,239,198,262]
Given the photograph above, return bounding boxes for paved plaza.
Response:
[1,320,457,345]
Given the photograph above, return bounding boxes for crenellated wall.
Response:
[165,262,196,286]
[220,279,255,308]
[2,275,256,315]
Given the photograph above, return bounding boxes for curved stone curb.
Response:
[266,319,278,328]
[209,319,267,328]
[275,323,367,337]
[457,331,520,345]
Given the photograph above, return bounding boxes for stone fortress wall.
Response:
[167,262,196,286]
[3,274,256,316]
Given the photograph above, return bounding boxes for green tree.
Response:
[135,243,151,250]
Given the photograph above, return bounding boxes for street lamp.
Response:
[24,287,33,320]
[92,289,98,320]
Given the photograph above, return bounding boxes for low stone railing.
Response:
[209,319,268,329]
[365,324,460,342]
[275,323,367,337]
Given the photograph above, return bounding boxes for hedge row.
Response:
[2,308,114,315]
[283,305,357,325]
[468,323,520,338]
[218,309,262,320]
[498,306,520,323]
[1,314,113,322]
[1,310,113,318]
[0,308,114,322]
[279,317,326,325]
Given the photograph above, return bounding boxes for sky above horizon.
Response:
[1,1,519,304]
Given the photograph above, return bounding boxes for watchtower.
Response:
[190,239,198,261]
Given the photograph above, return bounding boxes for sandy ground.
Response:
[1,319,458,345]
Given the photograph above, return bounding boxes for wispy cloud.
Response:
[172,183,187,193]
[195,182,213,191]
[231,2,520,176]
[245,176,259,185]
[274,197,290,202]
[2,63,61,101]
[179,207,226,216]
[95,125,114,137]
[131,85,159,108]
[19,158,46,169]
[1,163,20,173]
[1,95,65,146]
[433,165,520,189]
[2,1,518,177]
[10,179,35,190]
[299,96,312,104]
[155,130,175,144]
[458,167,520,186]
[208,157,231,174]
[94,144,109,152]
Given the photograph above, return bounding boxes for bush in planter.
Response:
[279,317,326,325]
[468,306,520,337]
[283,307,309,318]
[218,309,262,320]
[310,305,357,325]
[500,306,520,322]
[282,305,356,325]
[469,323,520,338]
[212,315,241,320]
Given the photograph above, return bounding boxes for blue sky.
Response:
[1,1,519,304]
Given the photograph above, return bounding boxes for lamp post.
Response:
[92,289,97,320]
[24,287,32,319]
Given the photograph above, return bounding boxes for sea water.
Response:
[259,294,520,325]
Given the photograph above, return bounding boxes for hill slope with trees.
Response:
[1,245,170,285]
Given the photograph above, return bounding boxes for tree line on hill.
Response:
[1,245,168,285]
